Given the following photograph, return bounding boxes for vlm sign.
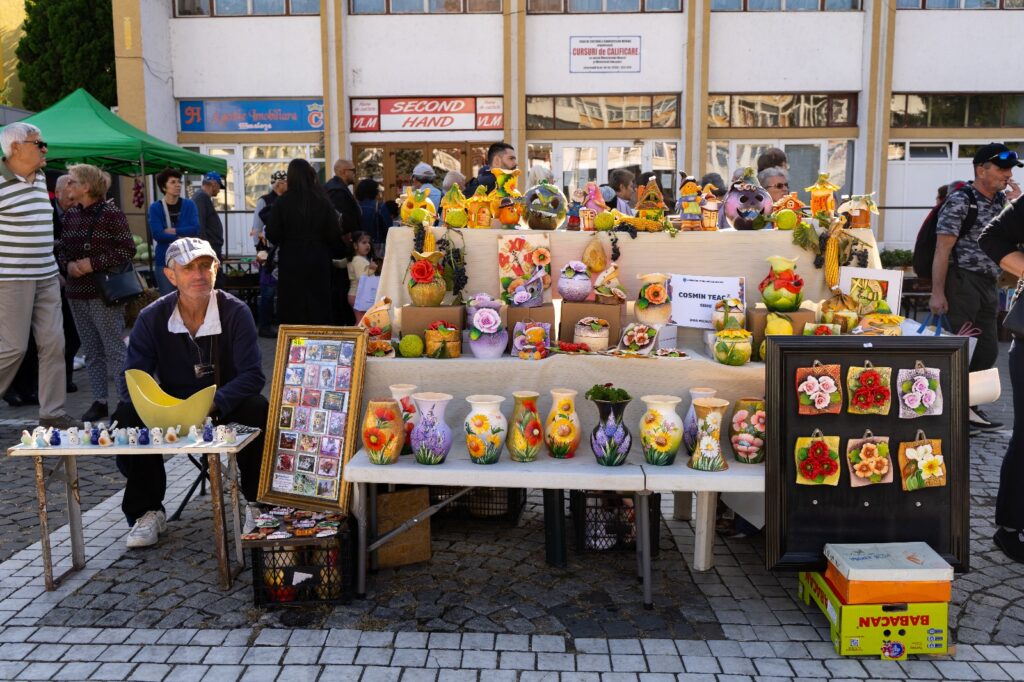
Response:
[350,97,504,132]
[179,99,324,133]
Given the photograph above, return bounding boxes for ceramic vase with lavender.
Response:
[465,394,507,465]
[683,387,716,455]
[389,383,418,455]
[557,260,593,302]
[590,400,632,466]
[409,392,453,465]
[467,307,509,359]
[545,388,581,458]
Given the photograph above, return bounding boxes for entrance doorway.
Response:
[545,140,678,202]
[352,142,495,200]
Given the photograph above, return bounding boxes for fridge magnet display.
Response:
[498,234,552,304]
[847,361,892,416]
[846,430,893,487]
[795,361,842,415]
[898,431,946,491]
[795,429,841,486]
[257,326,367,513]
[897,361,943,419]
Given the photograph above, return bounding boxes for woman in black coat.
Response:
[266,159,344,325]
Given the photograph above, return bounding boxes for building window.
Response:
[710,0,859,9]
[241,144,325,209]
[707,94,856,128]
[896,0,1021,7]
[528,0,679,12]
[890,93,1024,128]
[175,0,319,15]
[351,0,500,13]
[526,94,679,130]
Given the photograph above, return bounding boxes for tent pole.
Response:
[141,155,153,274]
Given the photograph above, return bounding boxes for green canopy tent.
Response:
[8,88,225,175]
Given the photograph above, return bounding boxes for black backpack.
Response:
[912,183,978,279]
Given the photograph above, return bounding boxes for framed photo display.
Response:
[765,336,970,572]
[257,326,367,513]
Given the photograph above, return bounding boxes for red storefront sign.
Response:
[350,97,504,132]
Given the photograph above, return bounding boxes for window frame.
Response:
[349,0,502,14]
[174,0,320,16]
[890,92,1024,129]
[527,0,681,14]
[526,93,681,131]
[894,0,1021,8]
[709,0,861,10]
[707,93,858,129]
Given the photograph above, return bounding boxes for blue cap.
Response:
[203,171,224,187]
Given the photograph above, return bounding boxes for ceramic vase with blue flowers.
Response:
[409,392,454,465]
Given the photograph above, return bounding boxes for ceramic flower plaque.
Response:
[795,429,841,486]
[847,361,892,415]
[898,430,946,491]
[846,430,893,487]
[897,361,942,419]
[512,320,550,360]
[616,323,659,355]
[498,234,551,304]
[795,361,842,415]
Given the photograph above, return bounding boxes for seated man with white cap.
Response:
[411,161,442,215]
[113,237,268,548]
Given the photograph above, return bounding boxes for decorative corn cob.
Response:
[823,226,842,289]
[422,227,437,252]
[611,210,665,232]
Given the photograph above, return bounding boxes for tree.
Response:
[16,0,116,112]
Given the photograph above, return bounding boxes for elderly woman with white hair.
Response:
[57,164,135,422]
[757,166,790,203]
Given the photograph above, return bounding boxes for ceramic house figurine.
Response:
[805,172,841,216]
[466,185,493,228]
[700,184,722,231]
[634,178,667,222]
[440,183,468,228]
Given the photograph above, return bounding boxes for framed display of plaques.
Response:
[765,336,970,572]
[257,326,367,513]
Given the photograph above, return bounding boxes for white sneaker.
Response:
[73,354,86,371]
[126,510,167,548]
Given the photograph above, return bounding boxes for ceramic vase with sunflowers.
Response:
[683,387,716,454]
[689,397,730,472]
[362,398,405,465]
[590,399,632,466]
[409,392,453,465]
[389,383,418,455]
[464,395,507,465]
[407,251,447,306]
[507,391,543,462]
[634,273,671,326]
[639,395,683,466]
[545,388,581,458]
[728,397,766,464]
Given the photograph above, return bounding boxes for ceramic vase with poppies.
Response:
[507,391,543,462]
[362,398,405,465]
[389,383,418,455]
[409,392,453,465]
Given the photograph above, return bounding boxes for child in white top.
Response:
[348,231,377,321]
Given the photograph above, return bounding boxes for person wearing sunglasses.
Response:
[0,122,77,430]
[931,142,1023,434]
[757,166,791,203]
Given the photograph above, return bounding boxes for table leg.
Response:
[33,455,54,591]
[673,491,692,521]
[227,453,244,571]
[356,482,367,598]
[637,492,652,609]
[206,452,231,590]
[63,456,85,570]
[543,489,567,568]
[368,484,378,573]
[693,491,718,572]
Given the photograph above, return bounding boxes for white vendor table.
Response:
[6,431,258,591]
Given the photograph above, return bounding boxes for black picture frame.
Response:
[765,335,970,572]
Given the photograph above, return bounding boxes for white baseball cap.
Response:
[165,237,219,267]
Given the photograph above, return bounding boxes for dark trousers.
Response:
[998,339,1024,530]
[945,267,999,374]
[114,393,269,526]
[259,283,276,329]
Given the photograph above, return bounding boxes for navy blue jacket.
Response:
[120,290,264,416]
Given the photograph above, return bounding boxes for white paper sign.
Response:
[669,275,745,329]
[569,36,641,74]
[354,275,381,314]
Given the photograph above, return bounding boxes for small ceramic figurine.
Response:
[215,425,227,442]
[83,421,92,433]
[150,427,164,445]
[35,429,49,448]
[49,428,61,446]
[114,428,128,445]
[139,427,150,445]
[127,428,138,446]
[98,429,112,447]
[224,427,238,444]
[165,426,179,443]
[67,427,81,446]
[187,425,200,443]
[90,426,100,446]
[203,421,214,442]
[20,430,34,446]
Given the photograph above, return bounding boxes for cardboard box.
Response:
[747,303,818,357]
[400,304,465,339]
[824,564,951,605]
[376,487,431,568]
[799,571,949,659]
[558,301,624,345]
[823,542,953,604]
[506,303,556,351]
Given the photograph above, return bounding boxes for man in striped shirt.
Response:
[0,122,76,429]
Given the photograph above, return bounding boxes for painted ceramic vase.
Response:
[728,397,766,464]
[465,394,507,465]
[507,390,543,462]
[634,273,672,326]
[683,387,716,455]
[468,330,508,359]
[557,261,593,302]
[639,394,683,466]
[689,397,730,472]
[362,398,405,465]
[389,383,418,455]
[590,399,632,466]
[409,392,454,465]
[545,388,581,458]
[407,251,447,306]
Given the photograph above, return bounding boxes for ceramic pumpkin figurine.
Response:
[466,185,493,228]
[805,172,841,216]
[440,183,468,228]
[634,178,667,222]
[496,197,521,227]
[400,187,438,226]
[723,168,773,230]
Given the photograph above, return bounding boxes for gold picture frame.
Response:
[257,325,367,514]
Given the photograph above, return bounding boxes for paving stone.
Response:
[198,664,244,682]
[460,650,498,669]
[574,639,609,654]
[133,645,177,663]
[519,673,559,682]
[203,647,247,666]
[495,634,530,651]
[561,674,601,682]
[168,647,210,665]
[238,666,279,682]
[425,649,462,669]
[130,663,172,681]
[644,654,684,673]
[318,647,357,665]
[577,654,612,672]
[718,656,757,675]
[94,662,137,680]
[460,633,494,650]
[609,639,642,654]
[356,646,393,666]
[970,661,1013,680]
[682,655,720,674]
[20,661,67,680]
[537,652,575,671]
[395,632,430,649]
[435,670,476,682]
[281,647,320,665]
[401,670,438,682]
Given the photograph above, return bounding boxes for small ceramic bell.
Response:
[139,428,150,445]
[49,429,61,446]
[187,425,200,443]
[67,427,81,446]
[151,427,164,445]
[98,429,112,447]
[127,428,138,446]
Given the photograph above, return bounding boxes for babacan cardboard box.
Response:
[799,571,949,659]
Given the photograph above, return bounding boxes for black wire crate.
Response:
[249,524,355,607]
[569,490,661,554]
[428,486,527,526]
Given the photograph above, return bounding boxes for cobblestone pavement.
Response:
[0,340,1022,679]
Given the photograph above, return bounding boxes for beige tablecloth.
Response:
[378,226,881,312]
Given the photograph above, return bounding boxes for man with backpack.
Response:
[928,143,1022,431]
